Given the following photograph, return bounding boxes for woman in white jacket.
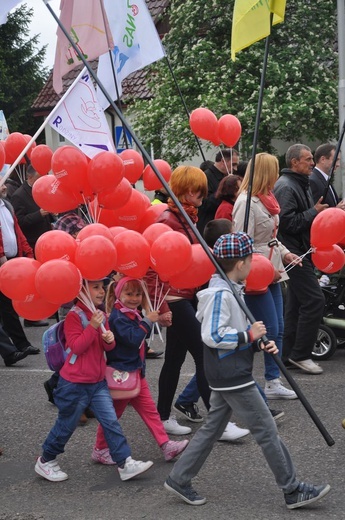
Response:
[233,153,300,400]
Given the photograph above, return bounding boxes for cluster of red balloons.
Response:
[0,131,55,175]
[0,218,216,319]
[31,145,172,215]
[310,208,345,273]
[189,108,242,148]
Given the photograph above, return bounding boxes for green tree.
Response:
[129,0,338,166]
[0,4,48,138]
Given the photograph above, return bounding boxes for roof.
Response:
[32,0,169,116]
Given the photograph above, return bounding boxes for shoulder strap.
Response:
[66,306,90,365]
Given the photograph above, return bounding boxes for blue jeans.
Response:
[245,283,284,381]
[42,377,130,464]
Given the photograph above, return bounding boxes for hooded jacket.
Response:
[196,274,256,391]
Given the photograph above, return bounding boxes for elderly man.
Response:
[274,144,328,374]
[197,149,239,233]
[309,143,345,208]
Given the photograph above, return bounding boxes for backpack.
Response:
[43,306,89,372]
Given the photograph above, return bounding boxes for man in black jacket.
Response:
[309,143,345,209]
[197,149,239,234]
[274,144,328,374]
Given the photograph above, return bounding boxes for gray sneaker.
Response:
[285,482,331,509]
[164,476,206,506]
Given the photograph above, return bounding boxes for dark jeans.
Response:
[245,283,284,381]
[0,291,30,350]
[157,298,211,421]
[282,257,324,362]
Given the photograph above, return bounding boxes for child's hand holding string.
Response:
[146,310,160,323]
[90,310,105,329]
[158,311,172,327]
[102,330,114,344]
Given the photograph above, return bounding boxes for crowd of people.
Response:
[1,142,338,511]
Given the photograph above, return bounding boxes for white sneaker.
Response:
[118,457,153,481]
[265,378,298,400]
[34,457,68,482]
[218,422,250,441]
[288,358,323,374]
[163,415,192,435]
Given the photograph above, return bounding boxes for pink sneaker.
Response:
[91,447,116,465]
[162,439,189,461]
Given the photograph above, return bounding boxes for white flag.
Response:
[97,0,165,109]
[48,68,115,158]
[0,0,21,25]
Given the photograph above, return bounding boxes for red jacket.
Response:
[61,302,115,383]
[214,200,234,222]
[145,209,199,312]
[0,200,33,258]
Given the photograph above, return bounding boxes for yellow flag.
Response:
[231,0,286,61]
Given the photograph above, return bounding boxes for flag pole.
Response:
[164,55,206,162]
[243,14,273,233]
[42,1,334,446]
[0,66,87,188]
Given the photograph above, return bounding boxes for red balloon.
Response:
[150,231,193,280]
[51,146,88,193]
[97,208,119,227]
[169,244,215,288]
[77,223,113,242]
[30,144,53,175]
[13,296,60,320]
[310,208,345,249]
[245,253,275,292]
[114,230,150,278]
[23,134,36,159]
[138,203,168,232]
[74,235,117,279]
[35,259,83,305]
[32,175,79,213]
[143,159,172,191]
[141,192,151,209]
[119,149,144,183]
[142,223,172,246]
[218,114,242,147]
[0,141,5,171]
[189,108,218,142]
[109,226,127,238]
[87,151,124,193]
[0,257,41,300]
[4,132,27,164]
[97,177,132,209]
[312,245,345,273]
[111,188,147,230]
[35,230,77,263]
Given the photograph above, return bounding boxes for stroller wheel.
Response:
[312,324,337,360]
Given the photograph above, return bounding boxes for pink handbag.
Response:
[105,367,141,400]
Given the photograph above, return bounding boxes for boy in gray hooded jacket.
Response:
[164,232,330,511]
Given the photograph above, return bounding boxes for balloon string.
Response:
[140,279,163,342]
[284,248,313,272]
[78,283,106,332]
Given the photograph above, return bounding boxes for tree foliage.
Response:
[0,4,48,137]
[129,0,338,166]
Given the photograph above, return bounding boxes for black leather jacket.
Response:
[273,169,317,255]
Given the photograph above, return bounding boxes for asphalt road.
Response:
[1,320,345,520]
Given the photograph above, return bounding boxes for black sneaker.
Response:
[43,381,55,404]
[173,402,203,423]
[164,476,206,506]
[270,409,285,421]
[285,482,331,509]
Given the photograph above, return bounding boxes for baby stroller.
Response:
[312,270,345,360]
